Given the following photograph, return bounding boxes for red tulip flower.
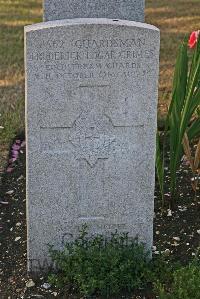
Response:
[188,30,200,49]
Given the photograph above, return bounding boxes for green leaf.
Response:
[188,117,200,140]
[168,40,188,199]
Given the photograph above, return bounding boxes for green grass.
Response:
[146,0,200,116]
[0,0,199,171]
[0,0,42,170]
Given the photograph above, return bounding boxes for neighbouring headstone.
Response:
[43,0,145,22]
[25,18,160,273]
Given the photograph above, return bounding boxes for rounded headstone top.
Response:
[25,18,159,33]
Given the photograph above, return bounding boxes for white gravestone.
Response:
[25,19,160,273]
[43,0,145,22]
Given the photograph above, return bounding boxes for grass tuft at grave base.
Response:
[0,140,200,298]
[0,0,200,172]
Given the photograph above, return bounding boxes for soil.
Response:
[0,137,200,299]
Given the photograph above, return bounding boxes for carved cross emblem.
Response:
[69,111,116,167]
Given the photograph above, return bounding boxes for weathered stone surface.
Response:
[25,18,160,273]
[43,0,145,22]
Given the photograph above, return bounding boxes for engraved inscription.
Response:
[29,49,153,61]
[72,38,146,48]
[28,36,155,81]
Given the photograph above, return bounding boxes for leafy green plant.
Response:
[156,32,200,206]
[48,227,200,298]
[48,225,151,297]
[154,258,200,299]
